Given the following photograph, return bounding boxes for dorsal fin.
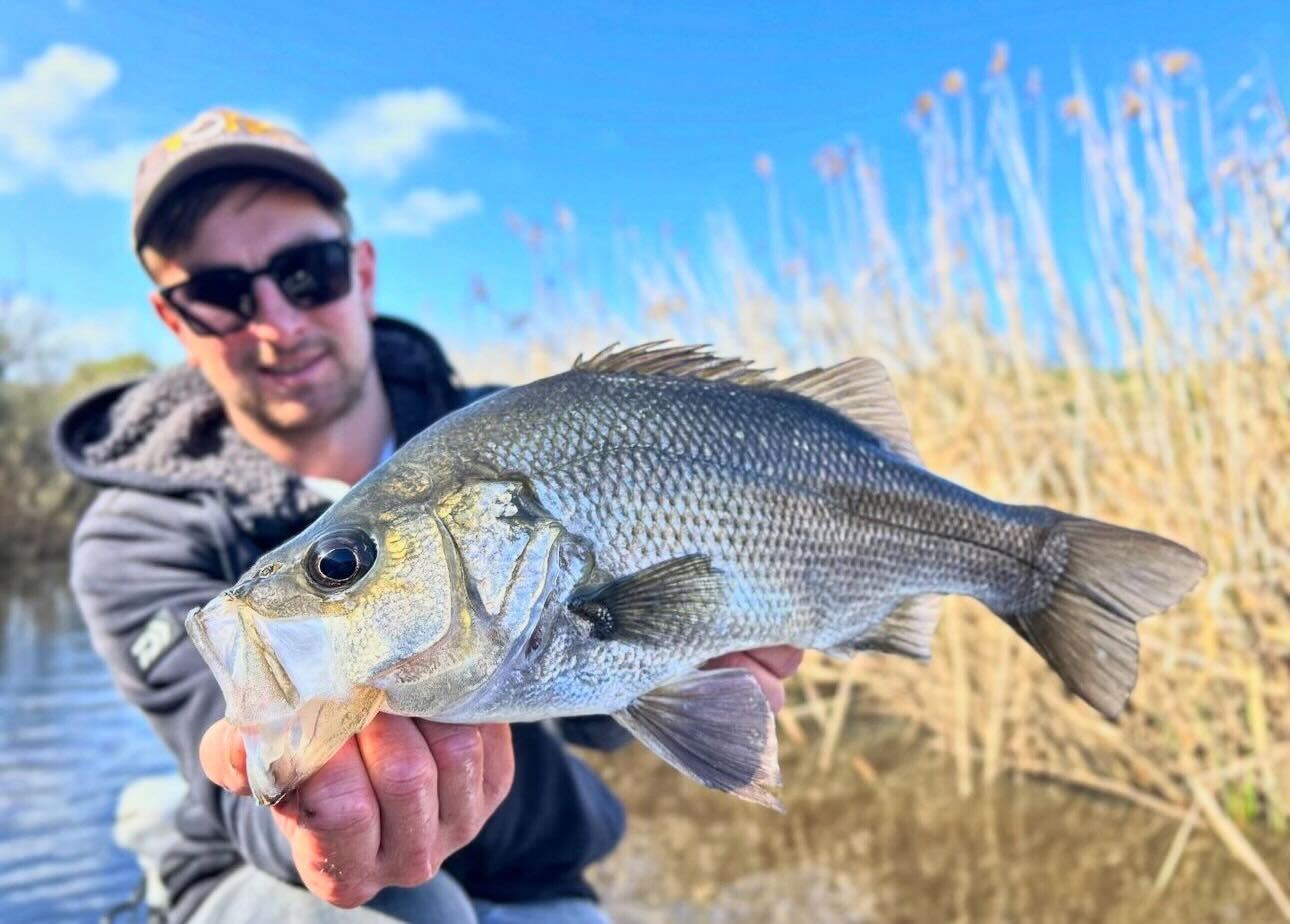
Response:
[574,342,775,386]
[777,358,922,464]
[573,343,921,464]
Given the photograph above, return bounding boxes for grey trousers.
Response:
[188,864,611,924]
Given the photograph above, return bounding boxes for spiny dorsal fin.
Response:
[574,343,921,465]
[573,342,775,386]
[777,359,921,465]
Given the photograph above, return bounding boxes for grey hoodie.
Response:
[53,317,626,922]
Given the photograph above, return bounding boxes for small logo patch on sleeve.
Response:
[130,608,184,676]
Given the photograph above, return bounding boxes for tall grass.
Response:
[450,46,1288,908]
[0,294,155,562]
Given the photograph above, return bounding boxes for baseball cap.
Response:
[131,107,347,253]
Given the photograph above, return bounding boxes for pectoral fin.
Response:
[613,668,783,810]
[568,554,724,646]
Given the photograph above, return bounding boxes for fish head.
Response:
[185,474,589,801]
[185,491,461,802]
[384,477,594,716]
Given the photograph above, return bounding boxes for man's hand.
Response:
[200,715,515,908]
[704,645,804,713]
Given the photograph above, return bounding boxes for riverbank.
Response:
[586,715,1290,923]
[0,353,154,564]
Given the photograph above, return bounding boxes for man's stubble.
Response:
[233,342,373,438]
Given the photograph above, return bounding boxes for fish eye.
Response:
[306,528,378,590]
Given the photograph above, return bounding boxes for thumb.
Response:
[199,719,251,796]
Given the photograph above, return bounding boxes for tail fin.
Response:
[1006,515,1206,719]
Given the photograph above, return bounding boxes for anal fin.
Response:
[613,668,783,810]
[826,594,942,661]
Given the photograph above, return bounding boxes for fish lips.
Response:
[187,594,350,720]
[186,595,373,802]
[239,690,386,804]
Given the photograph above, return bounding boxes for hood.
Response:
[53,316,463,543]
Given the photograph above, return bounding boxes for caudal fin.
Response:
[1005,515,1206,719]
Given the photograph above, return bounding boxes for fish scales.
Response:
[397,369,1046,651]
[186,344,1206,806]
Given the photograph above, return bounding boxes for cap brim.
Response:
[132,142,347,252]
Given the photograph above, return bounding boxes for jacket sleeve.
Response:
[68,488,301,884]
[557,715,634,750]
[70,487,627,903]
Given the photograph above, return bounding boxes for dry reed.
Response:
[449,47,1288,909]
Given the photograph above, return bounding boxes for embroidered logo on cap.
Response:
[160,109,299,156]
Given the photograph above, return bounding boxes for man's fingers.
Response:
[270,791,300,841]
[356,714,440,885]
[290,737,381,907]
[198,720,250,796]
[417,722,485,851]
[478,723,516,812]
[704,652,788,713]
[748,644,804,679]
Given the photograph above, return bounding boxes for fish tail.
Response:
[1001,512,1205,719]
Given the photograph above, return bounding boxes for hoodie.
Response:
[53,317,626,922]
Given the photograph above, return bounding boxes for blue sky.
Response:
[0,1,1285,369]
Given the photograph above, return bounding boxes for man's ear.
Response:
[354,239,376,321]
[150,292,199,366]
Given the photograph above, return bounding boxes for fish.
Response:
[186,343,1207,807]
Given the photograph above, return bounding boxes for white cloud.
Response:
[316,88,492,182]
[0,44,147,199]
[58,138,149,197]
[376,187,482,236]
[0,47,493,205]
[2,290,168,380]
[0,44,116,165]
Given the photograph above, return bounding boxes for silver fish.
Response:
[187,344,1206,807]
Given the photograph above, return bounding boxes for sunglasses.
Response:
[159,238,353,337]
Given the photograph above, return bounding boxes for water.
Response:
[1,565,175,924]
[586,718,1290,923]
[3,566,1286,923]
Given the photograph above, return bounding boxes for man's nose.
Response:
[246,276,307,342]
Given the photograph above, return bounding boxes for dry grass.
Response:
[449,47,1288,909]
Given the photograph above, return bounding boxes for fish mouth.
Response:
[186,595,383,803]
[187,594,296,722]
[240,689,386,804]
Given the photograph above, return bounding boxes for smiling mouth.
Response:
[258,351,327,379]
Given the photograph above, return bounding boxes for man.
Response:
[55,108,802,923]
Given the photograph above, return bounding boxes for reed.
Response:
[451,45,1288,908]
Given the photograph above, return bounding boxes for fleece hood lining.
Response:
[54,317,460,544]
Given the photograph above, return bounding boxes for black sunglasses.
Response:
[159,238,353,337]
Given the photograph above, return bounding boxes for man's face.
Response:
[148,184,378,435]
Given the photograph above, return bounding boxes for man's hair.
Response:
[137,166,353,273]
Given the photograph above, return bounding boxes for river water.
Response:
[1,565,175,923]
[2,565,1286,923]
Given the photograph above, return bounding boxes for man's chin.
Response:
[259,402,317,432]
[254,397,338,434]
[229,361,370,436]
